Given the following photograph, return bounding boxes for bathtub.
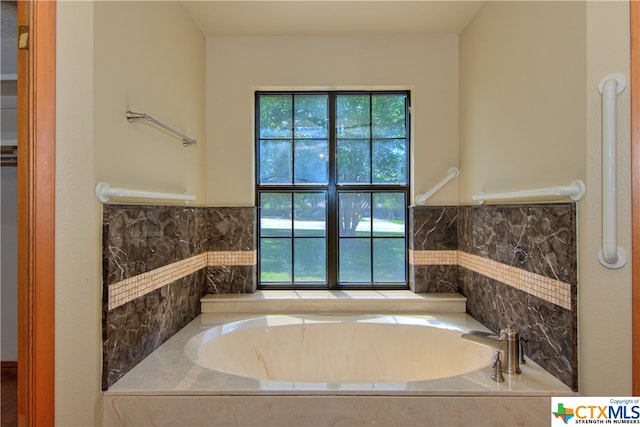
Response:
[103,293,574,426]
[187,315,494,384]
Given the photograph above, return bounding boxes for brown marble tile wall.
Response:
[102,206,208,285]
[409,203,578,390]
[205,207,257,293]
[458,204,577,391]
[206,265,256,294]
[104,203,577,390]
[408,206,459,293]
[409,206,459,250]
[102,205,256,390]
[102,271,205,389]
[457,204,576,286]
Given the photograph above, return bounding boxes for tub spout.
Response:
[461,327,521,375]
[460,330,506,351]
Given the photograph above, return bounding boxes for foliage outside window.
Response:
[256,91,410,289]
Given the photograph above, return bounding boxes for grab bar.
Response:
[95,182,196,204]
[598,73,627,269]
[415,167,459,205]
[471,180,585,205]
[126,111,197,146]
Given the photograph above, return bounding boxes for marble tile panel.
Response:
[206,265,256,294]
[460,269,577,390]
[205,207,256,251]
[409,206,458,250]
[102,270,206,390]
[102,205,259,390]
[408,206,459,292]
[102,205,208,285]
[458,204,576,285]
[410,265,459,293]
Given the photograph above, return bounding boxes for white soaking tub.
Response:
[188,315,494,384]
[103,292,574,427]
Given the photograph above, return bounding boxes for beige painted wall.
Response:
[205,35,460,206]
[581,0,632,396]
[94,1,206,204]
[459,1,587,200]
[460,1,631,395]
[56,2,100,424]
[56,1,205,424]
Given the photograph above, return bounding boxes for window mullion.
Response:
[369,93,373,185]
[327,92,338,289]
[369,192,374,284]
[290,94,295,185]
[290,97,296,283]
[290,192,295,283]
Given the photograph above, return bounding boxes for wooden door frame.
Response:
[17,0,56,425]
[632,0,640,397]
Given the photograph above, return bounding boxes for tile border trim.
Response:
[107,251,256,311]
[409,249,572,310]
[109,248,571,311]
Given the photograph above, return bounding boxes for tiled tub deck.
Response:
[103,292,572,427]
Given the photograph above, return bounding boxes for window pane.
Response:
[373,193,405,237]
[294,139,328,184]
[339,238,371,283]
[294,238,326,282]
[260,238,292,282]
[337,139,370,184]
[336,95,370,138]
[260,193,292,237]
[339,193,371,237]
[259,95,292,138]
[372,139,407,184]
[373,238,406,283]
[294,193,326,237]
[259,140,292,184]
[294,95,328,138]
[372,95,406,138]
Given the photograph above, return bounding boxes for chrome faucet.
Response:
[461,326,522,377]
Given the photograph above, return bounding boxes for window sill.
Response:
[201,290,466,314]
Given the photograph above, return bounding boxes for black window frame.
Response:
[256,90,411,290]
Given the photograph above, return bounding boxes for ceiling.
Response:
[180,1,486,37]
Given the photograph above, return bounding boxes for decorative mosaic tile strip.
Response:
[108,251,256,311]
[208,250,257,266]
[458,251,572,310]
[410,250,572,310]
[409,249,458,265]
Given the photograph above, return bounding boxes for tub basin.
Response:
[186,314,494,383]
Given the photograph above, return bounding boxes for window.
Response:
[256,91,410,289]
